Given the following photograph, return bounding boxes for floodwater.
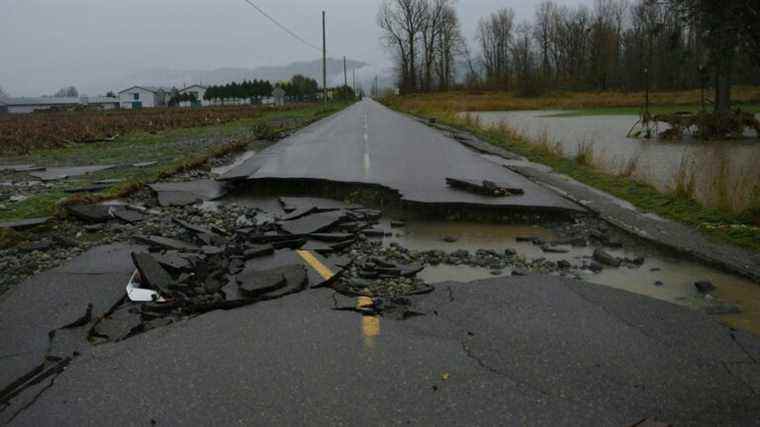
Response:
[380,219,760,335]
[466,111,760,212]
[214,194,760,335]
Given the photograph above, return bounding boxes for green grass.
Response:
[0,102,352,222]
[544,104,760,117]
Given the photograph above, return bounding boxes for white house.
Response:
[0,97,80,114]
[118,86,169,109]
[178,85,208,107]
[272,87,286,106]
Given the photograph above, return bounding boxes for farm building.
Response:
[272,87,286,106]
[80,96,120,110]
[178,85,208,107]
[0,97,80,114]
[118,86,170,109]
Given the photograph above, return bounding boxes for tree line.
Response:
[379,0,760,111]
[201,75,323,102]
[203,79,274,101]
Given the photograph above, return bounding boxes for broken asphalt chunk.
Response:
[134,235,200,252]
[237,268,288,297]
[65,204,113,222]
[280,211,347,235]
[280,206,318,221]
[272,238,307,250]
[593,248,621,267]
[149,180,227,207]
[243,244,275,259]
[446,177,524,197]
[47,326,91,359]
[111,207,146,224]
[308,233,355,242]
[173,218,225,237]
[263,265,309,298]
[131,252,175,296]
[91,306,143,342]
[153,253,193,272]
[329,239,356,252]
[0,217,49,230]
[362,227,391,238]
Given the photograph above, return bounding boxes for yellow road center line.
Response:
[296,250,335,281]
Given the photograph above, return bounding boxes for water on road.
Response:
[211,194,760,335]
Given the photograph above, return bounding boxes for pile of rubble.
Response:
[62,195,435,344]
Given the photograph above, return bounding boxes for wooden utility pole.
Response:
[322,10,327,103]
[343,56,348,87]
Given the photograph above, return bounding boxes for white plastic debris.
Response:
[126,270,167,303]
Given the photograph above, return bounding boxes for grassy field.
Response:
[0,102,351,222]
[383,91,760,252]
[388,86,760,114]
[0,104,316,155]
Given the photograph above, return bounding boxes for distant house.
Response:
[272,87,286,106]
[118,86,170,109]
[178,85,208,107]
[81,96,120,111]
[0,97,80,114]
[0,98,7,114]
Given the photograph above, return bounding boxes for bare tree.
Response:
[433,1,464,90]
[477,8,515,89]
[0,85,8,99]
[534,2,558,80]
[378,0,428,93]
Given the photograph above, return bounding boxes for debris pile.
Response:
[446,178,524,197]
[77,196,435,343]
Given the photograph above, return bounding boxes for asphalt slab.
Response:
[221,99,582,212]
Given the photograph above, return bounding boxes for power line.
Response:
[242,0,322,52]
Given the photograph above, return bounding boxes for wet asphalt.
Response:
[3,101,760,425]
[221,99,581,211]
[2,244,760,425]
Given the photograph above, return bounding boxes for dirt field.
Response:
[0,104,312,155]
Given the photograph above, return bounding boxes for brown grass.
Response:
[385,86,760,113]
[673,156,697,200]
[0,104,312,155]
[574,140,595,167]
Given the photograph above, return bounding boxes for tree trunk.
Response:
[714,56,732,114]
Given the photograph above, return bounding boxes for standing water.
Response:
[466,111,760,212]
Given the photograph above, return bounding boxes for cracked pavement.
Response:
[2,244,759,425]
[2,99,760,425]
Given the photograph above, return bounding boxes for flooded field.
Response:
[467,111,760,212]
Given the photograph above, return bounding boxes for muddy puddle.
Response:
[381,219,760,334]
[212,194,760,335]
[465,111,760,212]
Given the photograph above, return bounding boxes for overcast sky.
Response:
[0,0,591,96]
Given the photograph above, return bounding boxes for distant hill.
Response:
[111,58,367,91]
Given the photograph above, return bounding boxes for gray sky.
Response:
[0,0,591,96]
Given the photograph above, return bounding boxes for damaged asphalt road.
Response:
[2,99,760,425]
[3,270,760,425]
[220,99,581,212]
